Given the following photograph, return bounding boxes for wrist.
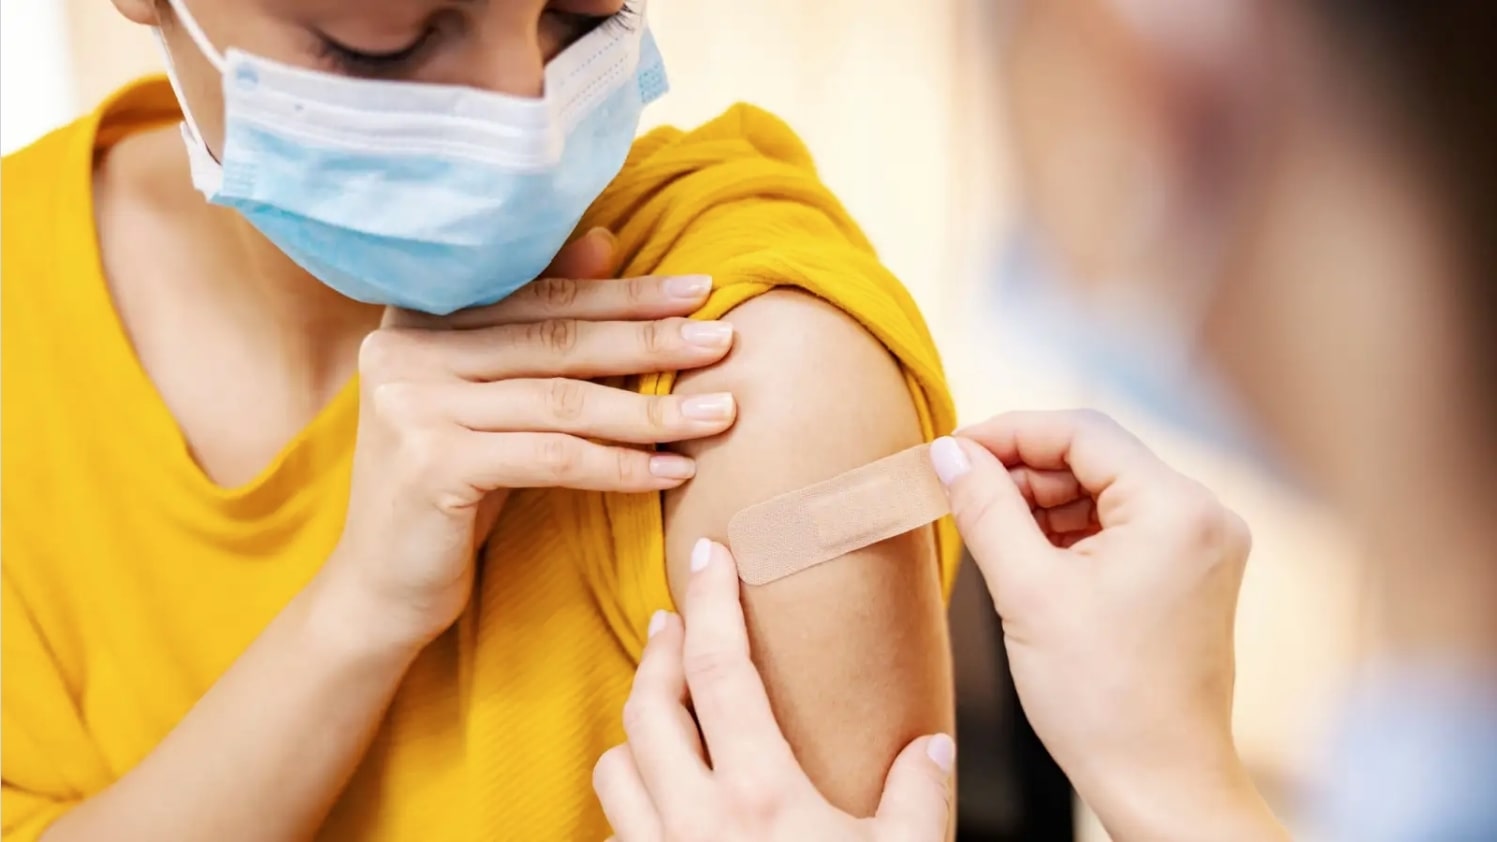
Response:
[1079,742,1286,842]
[298,569,432,670]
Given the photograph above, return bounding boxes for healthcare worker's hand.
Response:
[594,539,955,842]
[930,411,1285,841]
[325,229,738,650]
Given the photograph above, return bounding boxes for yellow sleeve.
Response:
[575,103,960,657]
[2,574,98,841]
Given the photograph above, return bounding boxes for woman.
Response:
[0,1,961,839]
[598,1,1497,839]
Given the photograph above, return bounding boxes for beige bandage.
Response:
[727,444,951,586]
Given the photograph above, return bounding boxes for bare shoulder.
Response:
[662,288,925,595]
[662,288,951,816]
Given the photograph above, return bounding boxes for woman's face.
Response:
[117,0,627,157]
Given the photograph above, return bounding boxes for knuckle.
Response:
[1176,484,1235,554]
[534,436,578,480]
[544,378,588,423]
[358,329,409,382]
[680,644,738,686]
[614,449,647,487]
[370,381,425,427]
[624,275,652,307]
[1070,407,1118,433]
[644,395,673,431]
[531,318,579,354]
[619,697,650,738]
[396,427,450,488]
[531,276,580,311]
[723,772,785,824]
[640,319,670,356]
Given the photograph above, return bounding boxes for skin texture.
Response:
[664,290,953,816]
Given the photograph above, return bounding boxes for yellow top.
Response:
[1,79,959,841]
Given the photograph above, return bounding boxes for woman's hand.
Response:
[930,411,1286,841]
[321,230,740,652]
[594,540,956,842]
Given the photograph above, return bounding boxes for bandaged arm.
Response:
[663,289,955,816]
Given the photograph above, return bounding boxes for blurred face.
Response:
[996,0,1476,506]
[114,0,627,158]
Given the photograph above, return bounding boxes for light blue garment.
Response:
[1312,663,1497,841]
[159,0,667,315]
[989,230,1279,466]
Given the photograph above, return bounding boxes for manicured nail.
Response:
[680,320,734,348]
[647,610,669,638]
[681,393,736,422]
[664,275,713,300]
[929,437,972,486]
[649,454,696,480]
[690,538,712,573]
[926,733,956,774]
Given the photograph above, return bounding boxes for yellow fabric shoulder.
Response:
[0,81,956,842]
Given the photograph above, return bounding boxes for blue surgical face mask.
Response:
[156,0,668,315]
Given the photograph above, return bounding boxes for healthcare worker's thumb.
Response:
[875,734,955,841]
[930,436,1052,593]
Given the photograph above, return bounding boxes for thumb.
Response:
[874,734,955,841]
[929,436,1052,596]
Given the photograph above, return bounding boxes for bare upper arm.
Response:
[663,289,954,816]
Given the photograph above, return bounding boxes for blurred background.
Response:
[1,0,1370,838]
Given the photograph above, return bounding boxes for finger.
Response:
[680,540,800,773]
[875,734,956,842]
[929,436,1053,608]
[460,431,698,492]
[371,318,734,383]
[1035,496,1096,536]
[1008,467,1084,509]
[956,410,1163,505]
[393,275,715,331]
[622,612,712,807]
[546,226,617,280]
[593,744,664,842]
[425,379,737,444]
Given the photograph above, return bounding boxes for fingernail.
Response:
[690,538,712,573]
[929,437,972,486]
[681,393,736,422]
[664,275,712,300]
[647,610,669,638]
[926,733,956,774]
[681,320,734,348]
[649,454,696,480]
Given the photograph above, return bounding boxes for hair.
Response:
[1313,3,1497,403]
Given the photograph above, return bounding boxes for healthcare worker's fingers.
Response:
[1007,466,1085,509]
[592,745,664,842]
[415,273,715,330]
[396,379,737,445]
[930,436,1054,607]
[679,541,801,774]
[621,612,711,804]
[370,317,735,383]
[957,410,1165,520]
[874,735,957,842]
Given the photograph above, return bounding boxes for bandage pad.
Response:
[727,444,951,586]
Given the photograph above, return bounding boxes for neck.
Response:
[149,125,382,392]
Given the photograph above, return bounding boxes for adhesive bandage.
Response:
[727,444,951,585]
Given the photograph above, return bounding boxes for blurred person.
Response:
[0,0,961,839]
[596,1,1497,839]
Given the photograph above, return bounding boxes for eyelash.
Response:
[315,28,437,76]
[312,1,640,78]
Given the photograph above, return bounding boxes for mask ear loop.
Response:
[153,0,226,154]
